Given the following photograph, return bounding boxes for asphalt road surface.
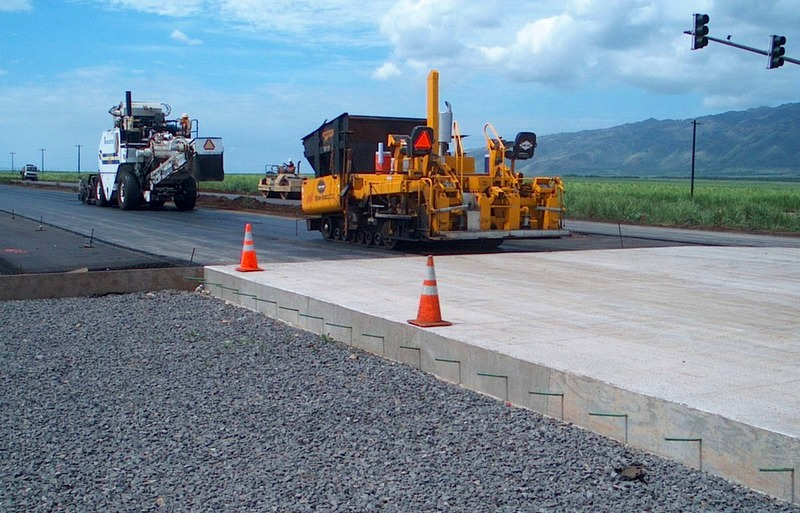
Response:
[0,214,188,274]
[1,184,797,274]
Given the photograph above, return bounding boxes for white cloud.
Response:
[0,0,31,11]
[105,0,202,17]
[374,0,800,108]
[372,62,400,80]
[170,29,203,45]
[91,0,393,45]
[217,0,389,31]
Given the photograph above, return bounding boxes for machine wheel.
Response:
[355,230,366,244]
[278,179,290,200]
[372,231,383,247]
[364,231,374,245]
[333,227,342,241]
[321,216,334,240]
[78,178,89,204]
[381,221,398,250]
[117,170,141,210]
[95,178,110,207]
[174,178,197,211]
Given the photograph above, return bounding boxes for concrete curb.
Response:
[0,267,202,301]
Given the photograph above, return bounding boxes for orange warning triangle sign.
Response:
[413,130,432,151]
[203,139,216,151]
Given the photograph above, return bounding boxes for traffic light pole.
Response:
[684,31,800,65]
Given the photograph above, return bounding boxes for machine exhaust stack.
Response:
[439,101,453,156]
[125,91,132,117]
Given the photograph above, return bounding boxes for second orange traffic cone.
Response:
[236,223,264,272]
[408,255,452,327]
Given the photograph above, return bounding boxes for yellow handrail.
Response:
[483,122,516,186]
[453,120,464,188]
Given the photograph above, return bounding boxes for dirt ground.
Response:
[196,194,305,218]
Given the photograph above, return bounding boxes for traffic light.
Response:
[692,13,709,50]
[768,35,786,69]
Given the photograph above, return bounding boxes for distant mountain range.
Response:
[482,103,800,178]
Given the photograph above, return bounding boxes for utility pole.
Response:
[690,120,700,197]
[10,151,15,172]
[75,144,83,173]
[39,148,46,173]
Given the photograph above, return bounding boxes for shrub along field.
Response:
[2,171,798,234]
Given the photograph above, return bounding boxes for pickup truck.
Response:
[20,164,38,181]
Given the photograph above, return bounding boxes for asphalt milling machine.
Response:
[301,70,568,249]
[79,91,224,211]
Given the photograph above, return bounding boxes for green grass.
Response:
[0,171,309,195]
[200,174,262,193]
[0,171,84,184]
[0,170,267,193]
[563,177,800,234]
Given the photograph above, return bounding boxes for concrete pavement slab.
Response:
[206,246,800,501]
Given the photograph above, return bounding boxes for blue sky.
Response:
[1,0,799,173]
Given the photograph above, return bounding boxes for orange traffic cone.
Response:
[236,223,264,272]
[408,255,452,327]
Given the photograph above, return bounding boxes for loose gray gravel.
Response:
[1,290,798,513]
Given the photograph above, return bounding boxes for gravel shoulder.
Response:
[1,291,798,513]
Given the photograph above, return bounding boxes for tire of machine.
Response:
[95,177,110,207]
[117,169,142,210]
[321,216,334,240]
[174,177,198,211]
[381,221,398,250]
[78,178,89,204]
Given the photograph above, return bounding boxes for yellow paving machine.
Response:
[301,70,567,249]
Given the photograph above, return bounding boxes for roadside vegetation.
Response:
[564,177,800,234]
[2,171,797,234]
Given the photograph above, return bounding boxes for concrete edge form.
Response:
[204,266,799,505]
[0,267,203,301]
